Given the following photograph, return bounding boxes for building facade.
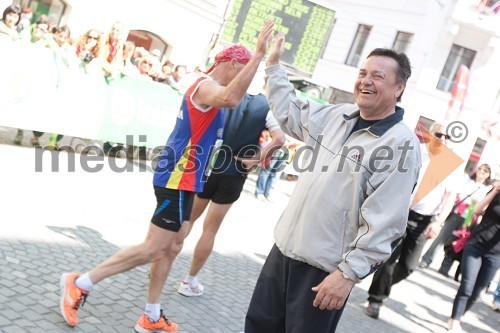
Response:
[311,0,499,171]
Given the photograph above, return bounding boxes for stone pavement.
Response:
[0,128,498,333]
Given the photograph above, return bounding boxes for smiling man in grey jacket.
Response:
[245,33,421,333]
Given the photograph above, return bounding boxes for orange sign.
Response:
[411,125,464,207]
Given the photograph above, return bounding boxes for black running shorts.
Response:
[151,186,195,232]
[197,173,247,204]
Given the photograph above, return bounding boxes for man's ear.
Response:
[395,84,405,99]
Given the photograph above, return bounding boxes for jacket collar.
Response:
[343,106,405,137]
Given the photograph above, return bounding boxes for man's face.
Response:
[354,56,404,117]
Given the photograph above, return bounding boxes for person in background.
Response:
[419,164,493,273]
[76,29,102,74]
[31,25,74,149]
[121,40,137,76]
[13,24,73,148]
[136,55,156,81]
[155,60,177,88]
[57,21,275,333]
[448,181,500,332]
[49,25,75,66]
[100,21,125,154]
[29,15,49,43]
[12,15,51,146]
[245,33,421,332]
[178,88,285,297]
[131,46,148,66]
[0,4,21,41]
[254,130,288,202]
[363,122,457,319]
[492,281,500,312]
[172,64,186,84]
[99,21,124,81]
[16,7,32,38]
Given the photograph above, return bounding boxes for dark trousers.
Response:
[420,213,464,265]
[245,244,347,333]
[438,254,460,277]
[451,243,500,320]
[368,216,430,303]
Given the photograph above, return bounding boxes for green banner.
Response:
[99,76,183,148]
[0,41,184,148]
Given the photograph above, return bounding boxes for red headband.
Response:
[206,45,252,74]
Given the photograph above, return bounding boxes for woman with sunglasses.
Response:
[76,29,102,74]
[419,163,493,272]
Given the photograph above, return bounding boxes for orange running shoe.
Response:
[59,273,89,327]
[134,310,178,333]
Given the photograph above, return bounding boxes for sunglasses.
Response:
[433,132,450,140]
[87,35,99,40]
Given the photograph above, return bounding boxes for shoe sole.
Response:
[134,323,178,333]
[59,273,76,327]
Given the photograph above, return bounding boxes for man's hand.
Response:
[254,20,275,58]
[234,155,261,172]
[311,270,354,310]
[423,221,442,239]
[265,32,285,67]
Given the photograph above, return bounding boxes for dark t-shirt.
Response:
[350,116,380,135]
[469,193,500,255]
[212,93,269,176]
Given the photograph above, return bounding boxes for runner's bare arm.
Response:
[195,20,274,108]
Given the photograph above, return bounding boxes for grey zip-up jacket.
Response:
[266,64,421,283]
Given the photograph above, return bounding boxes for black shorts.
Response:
[151,186,195,232]
[197,173,247,204]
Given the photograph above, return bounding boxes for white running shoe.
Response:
[492,301,500,312]
[177,280,204,297]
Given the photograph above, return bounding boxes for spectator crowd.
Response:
[1,4,201,91]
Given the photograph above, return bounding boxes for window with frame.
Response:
[345,25,372,67]
[392,32,413,53]
[437,44,476,92]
